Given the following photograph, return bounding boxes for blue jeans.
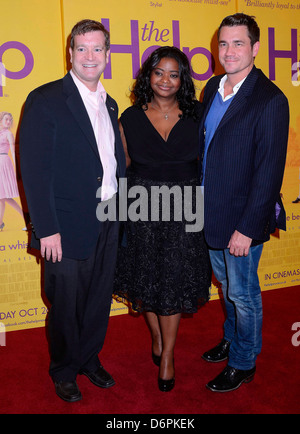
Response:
[209,245,263,370]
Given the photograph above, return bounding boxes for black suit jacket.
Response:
[20,72,126,260]
[200,66,289,249]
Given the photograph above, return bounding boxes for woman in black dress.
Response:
[114,47,211,392]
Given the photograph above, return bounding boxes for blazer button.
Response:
[97,177,102,182]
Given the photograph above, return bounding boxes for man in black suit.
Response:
[200,14,289,392]
[20,20,126,402]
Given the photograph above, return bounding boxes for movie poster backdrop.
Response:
[0,0,299,332]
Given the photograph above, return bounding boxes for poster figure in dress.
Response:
[0,112,24,231]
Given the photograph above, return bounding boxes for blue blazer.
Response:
[20,72,126,260]
[200,66,289,249]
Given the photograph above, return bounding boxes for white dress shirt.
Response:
[218,75,247,102]
[70,70,117,201]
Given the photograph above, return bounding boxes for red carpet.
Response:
[1,286,300,414]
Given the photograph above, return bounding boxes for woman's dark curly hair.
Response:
[131,46,198,119]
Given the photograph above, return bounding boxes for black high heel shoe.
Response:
[158,357,175,392]
[158,377,175,392]
[152,352,161,367]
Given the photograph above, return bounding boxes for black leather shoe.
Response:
[81,365,115,388]
[292,197,300,203]
[158,377,175,392]
[152,352,161,367]
[206,365,256,392]
[54,381,82,402]
[202,339,230,363]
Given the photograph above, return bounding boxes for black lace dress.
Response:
[114,103,211,316]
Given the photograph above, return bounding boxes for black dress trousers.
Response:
[44,219,119,382]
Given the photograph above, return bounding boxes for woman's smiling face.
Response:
[150,57,181,99]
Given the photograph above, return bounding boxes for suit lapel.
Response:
[105,95,118,141]
[216,90,247,130]
[208,66,260,134]
[106,95,125,177]
[63,73,100,159]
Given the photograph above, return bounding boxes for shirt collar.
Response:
[70,70,107,103]
[218,75,247,102]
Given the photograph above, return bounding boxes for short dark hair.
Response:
[70,19,110,51]
[218,13,260,46]
[132,46,198,119]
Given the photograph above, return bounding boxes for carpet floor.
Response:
[1,286,299,414]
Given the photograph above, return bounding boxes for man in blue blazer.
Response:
[20,20,126,402]
[200,14,289,392]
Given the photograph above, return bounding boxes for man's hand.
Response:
[40,233,62,263]
[227,230,252,257]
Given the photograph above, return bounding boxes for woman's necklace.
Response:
[150,100,178,120]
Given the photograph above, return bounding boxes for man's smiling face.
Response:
[69,30,110,92]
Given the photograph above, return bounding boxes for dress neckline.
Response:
[141,108,182,143]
